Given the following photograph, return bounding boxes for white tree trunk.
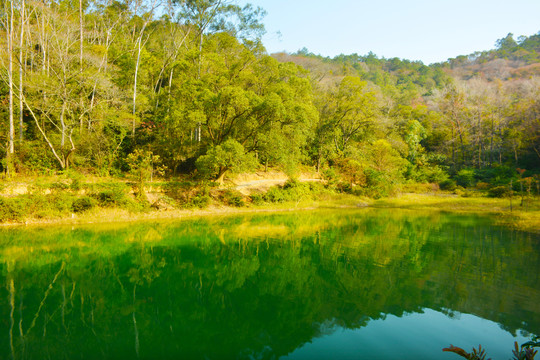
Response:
[132,36,142,136]
[8,0,15,156]
[79,0,83,70]
[19,0,26,142]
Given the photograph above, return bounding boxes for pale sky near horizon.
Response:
[242,0,540,64]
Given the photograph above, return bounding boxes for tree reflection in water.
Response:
[0,209,539,359]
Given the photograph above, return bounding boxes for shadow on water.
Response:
[0,208,539,359]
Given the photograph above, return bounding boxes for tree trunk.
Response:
[166,67,174,114]
[132,38,140,136]
[23,97,67,169]
[216,167,228,184]
[79,0,83,71]
[132,25,147,137]
[6,0,15,176]
[490,116,494,165]
[19,0,26,142]
[60,100,67,147]
[198,31,203,78]
[451,126,455,169]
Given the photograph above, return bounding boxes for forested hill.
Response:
[273,31,540,99]
[446,32,540,80]
[1,0,539,198]
[271,31,540,180]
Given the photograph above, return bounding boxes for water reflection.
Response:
[286,310,531,360]
[0,209,539,359]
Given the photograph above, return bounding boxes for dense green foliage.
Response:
[1,1,539,200]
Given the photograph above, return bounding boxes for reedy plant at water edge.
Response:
[443,337,540,360]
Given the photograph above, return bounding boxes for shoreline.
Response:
[1,193,538,233]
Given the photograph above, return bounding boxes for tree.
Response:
[127,149,164,199]
[404,119,427,164]
[495,33,517,54]
[438,85,470,169]
[177,0,266,75]
[195,138,256,183]
[1,0,16,176]
[316,76,378,156]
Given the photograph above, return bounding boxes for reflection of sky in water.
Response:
[284,309,531,360]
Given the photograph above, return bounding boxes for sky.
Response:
[242,0,540,64]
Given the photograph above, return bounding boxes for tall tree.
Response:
[317,76,377,156]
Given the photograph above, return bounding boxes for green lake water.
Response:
[0,208,539,359]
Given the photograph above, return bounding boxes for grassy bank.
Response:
[0,176,539,232]
[0,176,366,227]
[371,193,540,233]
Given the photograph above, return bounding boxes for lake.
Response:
[0,208,539,359]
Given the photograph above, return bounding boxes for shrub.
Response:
[439,179,457,191]
[407,164,448,184]
[336,182,352,193]
[401,183,438,193]
[50,181,70,193]
[488,186,511,198]
[364,169,398,199]
[49,193,74,213]
[475,165,517,185]
[455,169,476,188]
[476,182,490,190]
[322,168,339,187]
[91,183,130,207]
[250,193,265,205]
[68,171,84,191]
[0,198,26,222]
[425,165,449,184]
[189,194,211,208]
[264,186,287,203]
[460,190,476,198]
[220,190,245,207]
[72,197,96,213]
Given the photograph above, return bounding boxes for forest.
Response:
[1,0,539,209]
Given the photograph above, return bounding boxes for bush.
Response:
[72,197,96,213]
[475,165,517,185]
[0,198,26,222]
[162,181,198,204]
[455,169,476,187]
[220,190,245,207]
[476,182,490,190]
[488,186,511,198]
[264,186,287,203]
[262,180,311,203]
[439,179,457,191]
[49,193,74,213]
[363,169,398,199]
[189,194,211,208]
[250,193,265,205]
[322,168,339,187]
[460,190,476,198]
[91,183,129,207]
[67,171,84,191]
[402,183,438,193]
[50,181,70,193]
[336,182,353,193]
[407,164,449,184]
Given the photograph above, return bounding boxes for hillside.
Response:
[1,0,538,214]
[269,32,540,174]
[446,32,540,80]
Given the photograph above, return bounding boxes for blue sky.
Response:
[243,0,540,64]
